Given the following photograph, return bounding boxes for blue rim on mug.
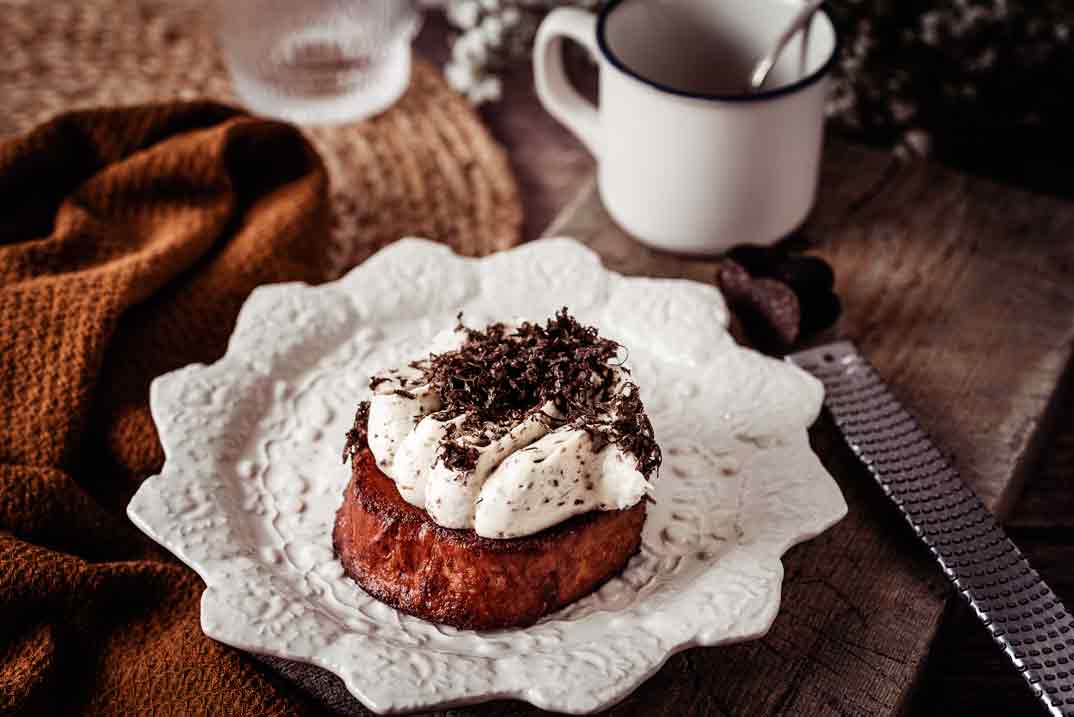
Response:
[595,0,842,103]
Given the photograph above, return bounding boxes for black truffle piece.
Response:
[717,260,802,352]
[721,246,841,349]
[799,289,843,337]
[768,255,836,296]
[727,245,785,275]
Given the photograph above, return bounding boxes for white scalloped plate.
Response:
[127,238,847,715]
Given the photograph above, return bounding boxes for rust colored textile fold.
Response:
[0,102,332,716]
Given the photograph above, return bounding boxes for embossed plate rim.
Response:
[127,237,847,714]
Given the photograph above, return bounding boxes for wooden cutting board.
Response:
[260,139,1074,716]
[534,140,1074,716]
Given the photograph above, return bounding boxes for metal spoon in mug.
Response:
[748,0,826,92]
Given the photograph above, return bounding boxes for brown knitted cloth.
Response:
[0,102,362,716]
[2,0,523,276]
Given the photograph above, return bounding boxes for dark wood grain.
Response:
[909,540,1074,716]
[412,24,1074,716]
[423,15,1074,714]
[907,395,1074,716]
[1008,395,1074,532]
[546,151,1074,520]
[539,153,1074,715]
[262,14,1074,717]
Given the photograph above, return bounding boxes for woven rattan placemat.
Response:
[1,0,523,277]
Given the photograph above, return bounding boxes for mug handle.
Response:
[533,8,601,157]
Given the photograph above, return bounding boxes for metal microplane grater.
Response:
[788,341,1074,717]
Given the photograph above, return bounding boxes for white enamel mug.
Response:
[534,0,839,254]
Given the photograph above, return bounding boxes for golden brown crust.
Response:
[333,449,646,630]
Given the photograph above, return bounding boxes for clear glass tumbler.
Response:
[214,0,420,125]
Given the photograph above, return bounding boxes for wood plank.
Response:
[806,143,1074,519]
[908,540,1074,716]
[256,143,1074,717]
[531,142,1074,716]
[264,18,1074,716]
[1008,392,1074,531]
[546,147,1074,519]
[449,25,1074,710]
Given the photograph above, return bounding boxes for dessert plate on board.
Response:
[127,238,847,714]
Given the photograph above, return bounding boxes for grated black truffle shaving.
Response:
[438,422,480,472]
[343,309,661,479]
[342,401,371,464]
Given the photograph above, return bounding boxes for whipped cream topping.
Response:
[355,321,656,539]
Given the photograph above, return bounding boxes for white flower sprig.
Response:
[444,0,598,103]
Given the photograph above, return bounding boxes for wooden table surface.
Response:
[416,17,1074,716]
